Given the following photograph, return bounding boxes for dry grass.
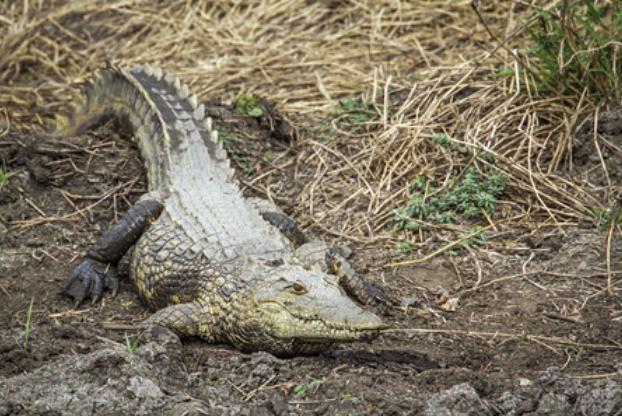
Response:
[0,0,617,256]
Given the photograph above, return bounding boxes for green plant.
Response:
[409,175,427,191]
[394,167,505,231]
[331,97,377,132]
[594,207,622,231]
[294,379,323,398]
[397,240,413,254]
[124,332,140,353]
[447,226,488,256]
[235,94,263,118]
[527,1,622,102]
[460,226,488,248]
[431,210,457,224]
[0,169,7,185]
[432,134,460,151]
[567,346,585,361]
[495,65,515,78]
[19,297,34,350]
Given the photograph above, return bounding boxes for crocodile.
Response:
[56,63,387,357]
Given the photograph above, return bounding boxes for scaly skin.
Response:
[60,63,386,356]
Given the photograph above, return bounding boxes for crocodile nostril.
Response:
[264,258,284,267]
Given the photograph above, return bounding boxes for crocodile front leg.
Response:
[295,240,395,307]
[65,195,163,306]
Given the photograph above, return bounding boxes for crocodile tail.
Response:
[51,63,234,193]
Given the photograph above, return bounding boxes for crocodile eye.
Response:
[289,282,308,295]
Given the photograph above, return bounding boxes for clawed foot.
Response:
[361,281,400,309]
[65,258,118,307]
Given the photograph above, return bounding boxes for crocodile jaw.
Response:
[258,301,385,344]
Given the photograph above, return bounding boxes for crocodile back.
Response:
[54,64,290,260]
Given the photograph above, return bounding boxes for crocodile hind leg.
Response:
[248,197,307,246]
[143,301,214,338]
[65,194,163,307]
[295,240,394,307]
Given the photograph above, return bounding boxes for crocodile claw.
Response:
[65,258,118,307]
[364,282,400,309]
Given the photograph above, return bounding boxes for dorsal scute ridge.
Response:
[57,63,238,191]
[178,84,189,99]
[143,63,154,76]
[193,104,205,120]
[189,94,198,109]
[152,66,163,80]
[164,72,175,84]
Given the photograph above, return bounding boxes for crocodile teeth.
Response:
[152,66,163,80]
[193,104,205,120]
[211,129,219,143]
[178,84,189,99]
[143,63,154,76]
[174,77,181,90]
[189,94,198,109]
[205,117,212,131]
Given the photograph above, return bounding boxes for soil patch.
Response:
[1,111,621,414]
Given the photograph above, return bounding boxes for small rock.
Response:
[336,399,355,412]
[127,376,163,399]
[0,222,7,245]
[424,383,494,416]
[576,380,622,415]
[270,394,289,415]
[251,404,273,416]
[535,392,572,415]
[401,295,420,307]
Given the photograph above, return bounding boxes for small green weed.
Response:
[461,226,488,247]
[331,97,377,132]
[397,240,413,254]
[18,297,34,350]
[447,226,488,256]
[495,65,515,78]
[594,207,622,231]
[567,346,585,362]
[0,169,7,186]
[235,94,263,118]
[294,379,323,398]
[302,120,334,142]
[432,134,460,151]
[124,332,140,353]
[394,167,505,230]
[526,1,622,102]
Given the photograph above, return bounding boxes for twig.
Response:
[386,328,622,351]
[387,224,496,268]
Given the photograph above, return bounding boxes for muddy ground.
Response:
[1,106,622,415]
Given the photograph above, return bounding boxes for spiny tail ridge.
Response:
[50,63,235,191]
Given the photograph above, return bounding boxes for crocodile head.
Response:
[226,261,386,357]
